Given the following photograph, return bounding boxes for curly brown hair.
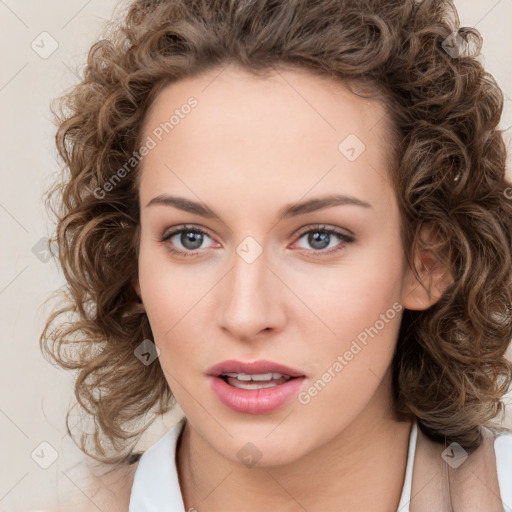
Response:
[41,0,512,467]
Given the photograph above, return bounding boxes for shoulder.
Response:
[494,427,512,458]
[494,429,512,507]
[453,426,512,509]
[412,422,510,510]
[58,459,140,512]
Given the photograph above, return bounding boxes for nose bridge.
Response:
[217,242,283,338]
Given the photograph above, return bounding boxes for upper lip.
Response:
[206,359,306,378]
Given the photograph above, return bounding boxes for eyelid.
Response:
[161,224,353,242]
[162,223,214,239]
[294,223,355,240]
[160,224,218,256]
[290,224,355,256]
[161,223,355,257]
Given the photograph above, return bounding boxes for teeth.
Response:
[229,380,280,390]
[221,372,291,381]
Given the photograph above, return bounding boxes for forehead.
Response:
[137,65,395,211]
[141,65,391,149]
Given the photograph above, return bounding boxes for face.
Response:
[134,65,425,466]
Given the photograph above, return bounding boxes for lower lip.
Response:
[209,376,306,414]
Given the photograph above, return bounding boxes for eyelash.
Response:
[160,224,355,259]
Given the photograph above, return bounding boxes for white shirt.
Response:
[129,417,512,512]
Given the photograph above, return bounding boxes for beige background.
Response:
[0,0,511,510]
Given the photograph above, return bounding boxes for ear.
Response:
[401,224,454,311]
[132,275,142,301]
[129,275,146,315]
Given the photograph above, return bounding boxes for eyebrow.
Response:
[145,193,372,220]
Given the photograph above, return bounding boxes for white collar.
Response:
[129,417,188,511]
[129,417,418,512]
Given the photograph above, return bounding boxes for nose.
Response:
[216,245,286,341]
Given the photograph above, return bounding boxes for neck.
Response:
[176,382,413,512]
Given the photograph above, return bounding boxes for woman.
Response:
[41,0,512,510]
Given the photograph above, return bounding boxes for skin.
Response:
[133,64,449,512]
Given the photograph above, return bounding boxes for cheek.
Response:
[137,238,187,338]
[137,239,215,371]
[137,254,202,394]
[292,234,405,338]
[294,266,404,423]
[286,232,405,396]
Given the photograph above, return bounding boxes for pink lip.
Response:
[206,359,307,414]
[206,359,307,378]
[208,375,306,414]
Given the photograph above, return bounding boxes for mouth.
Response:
[206,359,307,414]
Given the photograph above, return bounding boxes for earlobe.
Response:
[132,276,142,301]
[129,276,146,315]
[401,225,454,311]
